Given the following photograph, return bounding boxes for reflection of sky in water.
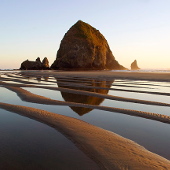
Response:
[101,99,170,116]
[108,89,170,104]
[1,81,23,84]
[0,108,98,169]
[22,87,63,101]
[22,86,170,116]
[112,80,170,93]
[0,86,170,160]
[1,78,58,87]
[24,78,57,84]
[110,84,170,94]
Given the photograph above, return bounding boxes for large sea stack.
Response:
[131,60,140,70]
[51,20,126,70]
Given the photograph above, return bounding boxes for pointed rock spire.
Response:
[131,60,140,70]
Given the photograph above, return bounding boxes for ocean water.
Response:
[0,70,170,169]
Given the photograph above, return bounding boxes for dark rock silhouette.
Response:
[131,60,140,70]
[56,78,113,115]
[20,57,49,70]
[36,57,41,63]
[51,20,126,70]
[42,57,49,69]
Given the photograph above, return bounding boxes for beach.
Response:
[0,70,170,169]
[19,70,170,82]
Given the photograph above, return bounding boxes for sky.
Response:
[0,0,170,69]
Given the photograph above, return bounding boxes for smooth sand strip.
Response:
[20,70,170,82]
[0,76,50,85]
[116,81,170,88]
[5,74,57,84]
[0,102,169,169]
[5,86,170,124]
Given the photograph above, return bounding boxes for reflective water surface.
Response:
[0,108,99,170]
[0,71,170,169]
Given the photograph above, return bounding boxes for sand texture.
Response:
[19,70,170,82]
[1,85,169,124]
[0,102,170,169]
[1,70,170,169]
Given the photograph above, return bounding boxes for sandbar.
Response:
[0,102,170,169]
[19,70,170,82]
[1,70,170,169]
[2,85,170,124]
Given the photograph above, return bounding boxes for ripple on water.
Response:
[1,76,170,163]
[0,108,99,169]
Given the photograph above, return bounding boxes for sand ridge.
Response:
[1,79,170,107]
[1,75,170,96]
[0,102,170,169]
[1,84,170,124]
[19,70,170,82]
[1,70,170,169]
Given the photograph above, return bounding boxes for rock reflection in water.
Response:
[57,78,114,115]
[43,76,49,81]
[20,72,49,82]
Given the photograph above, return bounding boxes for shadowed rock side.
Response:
[51,20,126,70]
[57,79,113,115]
[20,57,49,70]
[131,60,140,70]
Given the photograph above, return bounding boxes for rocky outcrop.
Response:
[131,60,140,70]
[42,57,49,69]
[20,57,49,70]
[51,20,126,70]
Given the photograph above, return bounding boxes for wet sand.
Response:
[0,102,170,169]
[2,85,170,124]
[19,70,170,82]
[1,70,170,169]
[1,78,170,124]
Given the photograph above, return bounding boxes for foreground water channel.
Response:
[0,72,170,169]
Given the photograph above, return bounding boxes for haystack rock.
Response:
[131,60,140,70]
[20,57,49,70]
[51,20,126,70]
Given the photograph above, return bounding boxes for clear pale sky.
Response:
[0,0,170,69]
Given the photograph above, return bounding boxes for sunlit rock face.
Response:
[56,78,114,115]
[20,57,49,70]
[42,57,49,69]
[131,60,140,70]
[51,20,126,70]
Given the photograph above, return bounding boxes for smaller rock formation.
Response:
[20,57,49,70]
[131,60,140,70]
[42,57,49,69]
